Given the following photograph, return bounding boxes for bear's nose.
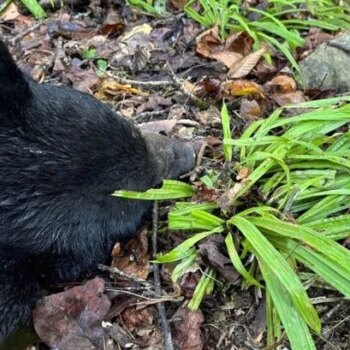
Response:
[142,132,196,179]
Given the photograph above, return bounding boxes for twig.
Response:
[135,109,166,122]
[152,202,174,350]
[103,70,173,88]
[98,264,154,289]
[164,62,208,108]
[9,22,43,45]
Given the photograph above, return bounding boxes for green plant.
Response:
[0,0,46,18]
[116,95,350,349]
[126,0,167,16]
[185,0,350,70]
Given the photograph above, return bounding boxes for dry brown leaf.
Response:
[194,105,221,126]
[120,24,152,42]
[182,80,197,95]
[180,272,201,298]
[271,91,306,106]
[33,278,111,349]
[121,307,155,331]
[210,51,242,69]
[66,64,99,93]
[265,75,297,93]
[173,306,204,350]
[169,0,190,10]
[223,80,264,97]
[194,77,221,99]
[237,167,250,180]
[111,226,150,280]
[0,2,19,20]
[199,236,240,284]
[264,75,305,106]
[196,26,253,68]
[228,45,268,78]
[99,79,148,96]
[239,99,262,120]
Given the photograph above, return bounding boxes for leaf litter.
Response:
[1,1,349,349]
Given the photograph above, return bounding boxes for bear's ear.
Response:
[0,40,31,127]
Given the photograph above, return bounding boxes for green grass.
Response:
[126,0,167,16]
[126,0,350,71]
[184,0,350,71]
[115,95,350,350]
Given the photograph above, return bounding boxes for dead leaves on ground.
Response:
[196,26,267,79]
[111,226,150,280]
[33,278,111,350]
[1,3,338,349]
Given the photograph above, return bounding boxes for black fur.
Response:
[0,41,195,340]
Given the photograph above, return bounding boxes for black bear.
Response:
[0,40,195,340]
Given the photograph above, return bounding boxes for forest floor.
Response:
[0,0,349,349]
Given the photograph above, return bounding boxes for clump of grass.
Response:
[184,0,350,70]
[115,95,350,350]
[126,0,167,16]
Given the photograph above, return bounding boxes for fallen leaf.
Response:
[54,20,96,40]
[169,0,190,10]
[265,75,297,94]
[136,95,173,114]
[173,306,204,350]
[99,79,148,97]
[196,26,253,68]
[121,307,155,331]
[198,236,240,284]
[66,61,99,93]
[264,75,305,106]
[99,10,125,37]
[223,80,264,97]
[0,2,19,20]
[179,272,201,298]
[194,106,221,126]
[194,77,221,99]
[120,24,153,42]
[102,322,134,348]
[228,45,268,78]
[33,278,111,350]
[271,91,306,106]
[239,99,262,120]
[111,226,150,280]
[237,167,250,181]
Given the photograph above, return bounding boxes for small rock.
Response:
[300,33,350,93]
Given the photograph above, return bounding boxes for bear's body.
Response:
[0,41,195,340]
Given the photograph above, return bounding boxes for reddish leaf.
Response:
[173,306,204,350]
[33,278,111,349]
